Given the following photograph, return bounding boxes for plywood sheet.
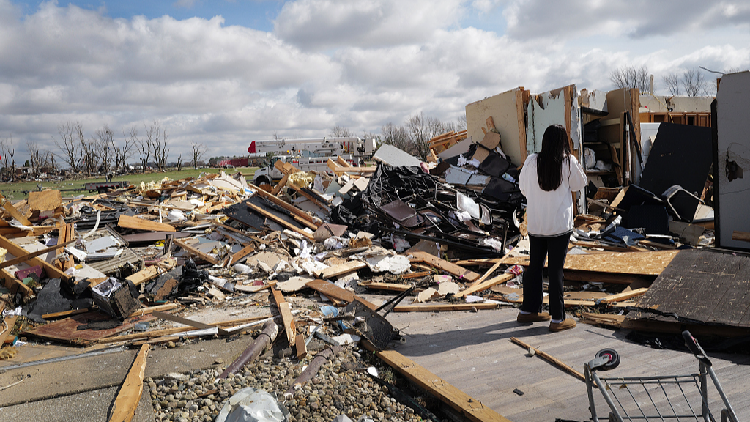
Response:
[466,88,525,166]
[499,250,678,276]
[634,249,750,327]
[28,190,62,211]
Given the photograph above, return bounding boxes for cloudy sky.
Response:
[1,0,749,165]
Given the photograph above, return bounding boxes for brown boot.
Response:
[549,319,576,332]
[516,312,552,323]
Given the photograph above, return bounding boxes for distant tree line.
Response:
[610,64,724,97]
[380,113,467,160]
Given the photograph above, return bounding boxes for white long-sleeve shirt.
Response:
[519,153,587,236]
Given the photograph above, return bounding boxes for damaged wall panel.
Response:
[716,71,750,250]
[465,87,528,166]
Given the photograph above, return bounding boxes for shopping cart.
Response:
[584,330,739,422]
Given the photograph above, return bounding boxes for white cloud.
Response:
[274,0,465,50]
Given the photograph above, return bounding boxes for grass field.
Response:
[0,167,258,200]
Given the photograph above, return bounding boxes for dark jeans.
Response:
[520,232,571,321]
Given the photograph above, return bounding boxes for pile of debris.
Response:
[6,77,750,420]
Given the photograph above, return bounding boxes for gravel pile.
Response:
[148,343,426,422]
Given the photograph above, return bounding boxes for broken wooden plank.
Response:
[295,333,307,359]
[173,238,219,265]
[499,250,679,276]
[151,310,230,336]
[288,184,331,211]
[127,303,181,318]
[318,261,367,279]
[247,202,315,241]
[125,258,177,286]
[394,303,498,312]
[362,282,413,292]
[271,288,296,346]
[732,231,750,243]
[509,337,584,382]
[306,278,378,310]
[109,344,150,422]
[0,196,31,226]
[250,185,321,227]
[409,251,480,282]
[0,234,69,280]
[0,238,76,270]
[579,312,626,328]
[271,174,289,196]
[42,308,90,320]
[455,273,514,298]
[118,215,176,232]
[367,347,512,422]
[230,244,255,265]
[596,287,648,304]
[402,271,430,279]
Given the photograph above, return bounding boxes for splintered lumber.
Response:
[246,202,315,241]
[288,184,330,211]
[0,233,69,280]
[362,282,412,292]
[109,344,150,422]
[118,214,176,232]
[42,308,90,320]
[173,238,219,264]
[499,250,679,276]
[402,271,430,279]
[732,231,750,243]
[0,196,31,226]
[295,334,307,359]
[0,238,76,270]
[151,311,230,336]
[271,174,289,196]
[580,312,626,328]
[409,251,480,282]
[327,158,377,176]
[271,288,296,345]
[250,185,321,227]
[466,260,503,288]
[595,287,648,304]
[306,278,378,310]
[230,244,255,264]
[509,337,584,382]
[125,258,177,286]
[455,273,515,298]
[128,303,181,318]
[57,222,75,255]
[318,261,367,279]
[394,302,498,312]
[219,320,279,379]
[367,347,512,422]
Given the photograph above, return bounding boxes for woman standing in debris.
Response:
[517,124,586,332]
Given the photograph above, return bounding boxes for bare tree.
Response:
[683,68,707,97]
[94,125,115,175]
[27,140,41,176]
[176,154,183,171]
[381,122,411,153]
[456,114,467,131]
[190,142,208,169]
[662,73,681,96]
[158,129,169,170]
[0,134,14,180]
[73,125,99,177]
[55,122,81,173]
[610,65,650,93]
[330,126,353,137]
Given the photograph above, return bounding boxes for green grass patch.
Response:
[0,167,258,200]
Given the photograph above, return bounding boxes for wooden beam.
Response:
[271,174,289,196]
[732,231,750,243]
[250,185,320,229]
[295,333,307,359]
[271,288,296,345]
[125,258,177,286]
[394,303,499,312]
[109,344,150,422]
[401,271,430,279]
[173,238,219,265]
[0,196,31,226]
[306,279,378,310]
[596,287,648,304]
[409,251,480,282]
[362,282,413,292]
[42,308,90,320]
[463,260,503,289]
[455,273,514,298]
[499,250,679,276]
[318,261,367,279]
[0,234,69,280]
[118,215,176,233]
[230,244,255,265]
[151,310,230,336]
[509,337,584,382]
[366,347,512,422]
[0,238,76,270]
[1,268,34,297]
[246,202,315,242]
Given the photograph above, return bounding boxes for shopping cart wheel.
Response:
[593,348,620,370]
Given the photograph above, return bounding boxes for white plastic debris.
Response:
[233,263,252,274]
[215,388,290,422]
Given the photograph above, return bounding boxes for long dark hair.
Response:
[536,125,571,191]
